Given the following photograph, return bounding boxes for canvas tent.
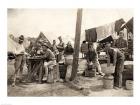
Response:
[7,36,18,60]
[8,35,17,53]
[8,34,30,51]
[25,32,52,55]
[35,32,52,48]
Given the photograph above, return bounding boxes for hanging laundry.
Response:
[122,28,127,40]
[121,18,133,34]
[85,30,90,42]
[108,22,118,39]
[115,18,125,34]
[85,18,125,42]
[96,22,116,40]
[96,25,107,40]
[85,28,97,42]
[106,22,115,35]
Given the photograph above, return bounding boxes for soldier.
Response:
[81,41,88,58]
[42,44,56,82]
[64,41,74,81]
[57,36,65,62]
[105,42,125,89]
[114,31,128,53]
[86,43,104,76]
[52,40,59,62]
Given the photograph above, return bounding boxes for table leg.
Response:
[27,61,32,82]
[38,61,43,83]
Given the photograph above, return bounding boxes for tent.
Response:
[7,36,18,60]
[8,35,30,59]
[25,32,52,55]
[8,34,30,50]
[35,32,52,48]
[7,36,17,53]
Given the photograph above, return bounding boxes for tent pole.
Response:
[70,8,83,81]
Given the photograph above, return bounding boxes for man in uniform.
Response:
[57,36,65,62]
[86,43,104,76]
[114,31,128,53]
[105,42,125,89]
[52,40,59,62]
[64,41,74,81]
[42,44,56,82]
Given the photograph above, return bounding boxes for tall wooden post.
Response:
[70,8,83,81]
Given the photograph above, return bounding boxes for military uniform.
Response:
[57,41,65,62]
[43,48,56,82]
[114,38,127,52]
[106,48,125,88]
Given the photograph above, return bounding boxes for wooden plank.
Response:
[70,9,83,81]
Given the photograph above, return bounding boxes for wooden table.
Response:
[27,57,44,83]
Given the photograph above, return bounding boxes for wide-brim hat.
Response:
[104,42,111,47]
[58,36,62,39]
[42,43,49,48]
[19,35,24,41]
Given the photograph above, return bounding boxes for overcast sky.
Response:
[8,8,133,44]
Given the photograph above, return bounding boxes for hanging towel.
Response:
[121,18,133,34]
[96,22,116,40]
[96,25,107,40]
[85,28,97,42]
[115,18,125,34]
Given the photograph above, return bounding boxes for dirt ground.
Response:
[7,59,133,97]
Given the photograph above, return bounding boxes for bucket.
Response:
[126,80,133,90]
[53,63,60,81]
[47,66,54,83]
[103,74,114,89]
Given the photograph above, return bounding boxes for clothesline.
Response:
[85,18,126,42]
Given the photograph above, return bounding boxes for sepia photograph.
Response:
[7,8,133,96]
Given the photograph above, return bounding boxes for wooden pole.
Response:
[70,8,83,81]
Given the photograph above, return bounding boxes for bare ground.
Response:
[7,59,133,97]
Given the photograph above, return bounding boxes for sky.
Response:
[8,8,133,44]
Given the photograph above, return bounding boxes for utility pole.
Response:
[70,8,83,81]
